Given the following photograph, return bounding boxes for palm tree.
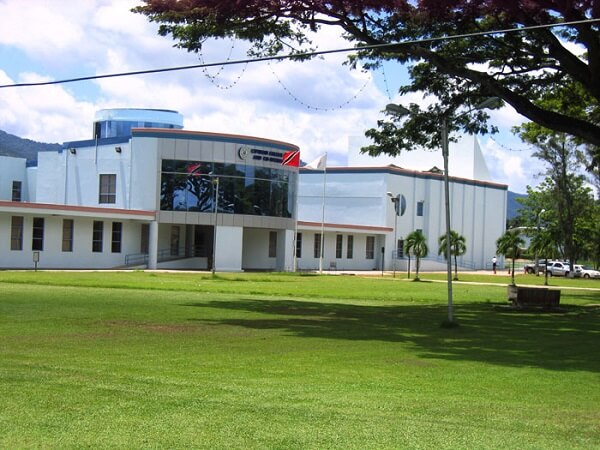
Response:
[528,228,559,286]
[438,230,467,280]
[496,230,526,286]
[406,230,429,280]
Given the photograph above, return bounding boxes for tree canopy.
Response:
[135,1,600,166]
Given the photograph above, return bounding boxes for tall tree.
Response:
[135,1,600,167]
[496,230,525,286]
[438,230,467,281]
[516,173,596,270]
[405,230,428,280]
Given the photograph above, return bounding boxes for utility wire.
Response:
[0,18,598,89]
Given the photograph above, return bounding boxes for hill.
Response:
[507,191,527,220]
[0,129,62,162]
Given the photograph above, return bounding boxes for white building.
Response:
[296,165,506,272]
[0,108,507,271]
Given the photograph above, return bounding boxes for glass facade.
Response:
[160,159,297,218]
[94,120,181,139]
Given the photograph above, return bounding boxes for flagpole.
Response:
[304,153,327,274]
[282,149,301,272]
[293,167,299,272]
[319,154,327,273]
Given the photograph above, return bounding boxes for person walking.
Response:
[492,256,497,274]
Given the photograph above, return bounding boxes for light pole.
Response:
[387,192,406,278]
[211,175,219,275]
[440,117,455,323]
[385,98,501,326]
[535,208,546,276]
[387,192,399,278]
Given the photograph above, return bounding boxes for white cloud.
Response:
[0,1,87,55]
[481,137,541,193]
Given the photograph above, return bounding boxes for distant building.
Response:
[0,108,507,271]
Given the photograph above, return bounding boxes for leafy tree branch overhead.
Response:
[135,1,600,167]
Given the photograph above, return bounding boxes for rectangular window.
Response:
[32,217,44,251]
[366,236,375,260]
[10,216,23,251]
[170,226,180,256]
[141,223,150,253]
[417,201,424,217]
[12,181,22,202]
[397,239,404,258]
[111,222,122,253]
[269,231,277,258]
[335,234,343,259]
[62,219,74,252]
[313,233,322,259]
[99,174,117,204]
[92,221,103,252]
[296,232,302,258]
[347,235,354,259]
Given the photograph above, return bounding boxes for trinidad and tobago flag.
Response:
[186,163,203,175]
[282,150,300,167]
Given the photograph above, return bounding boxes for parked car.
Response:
[524,262,547,274]
[574,265,600,279]
[545,261,581,277]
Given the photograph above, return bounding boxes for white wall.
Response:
[242,228,274,270]
[130,137,160,210]
[36,144,135,209]
[0,156,27,201]
[216,225,243,271]
[298,171,387,226]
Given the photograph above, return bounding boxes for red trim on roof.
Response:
[300,164,508,190]
[0,201,156,217]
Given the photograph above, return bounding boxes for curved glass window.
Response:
[160,160,296,218]
[94,120,182,139]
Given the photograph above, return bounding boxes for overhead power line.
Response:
[0,18,598,89]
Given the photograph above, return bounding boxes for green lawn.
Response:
[0,271,598,449]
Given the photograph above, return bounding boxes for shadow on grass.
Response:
[183,299,600,372]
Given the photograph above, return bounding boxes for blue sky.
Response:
[0,0,539,193]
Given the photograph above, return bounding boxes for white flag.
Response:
[304,153,327,170]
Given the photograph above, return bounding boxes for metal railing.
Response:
[124,245,207,267]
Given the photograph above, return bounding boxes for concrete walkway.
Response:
[323,270,600,291]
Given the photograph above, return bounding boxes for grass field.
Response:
[0,271,598,449]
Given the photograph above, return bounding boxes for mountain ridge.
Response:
[0,129,62,162]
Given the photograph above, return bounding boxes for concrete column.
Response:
[278,229,295,272]
[148,220,158,270]
[215,225,243,272]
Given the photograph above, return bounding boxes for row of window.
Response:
[10,216,123,253]
[296,233,375,260]
[295,234,409,260]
